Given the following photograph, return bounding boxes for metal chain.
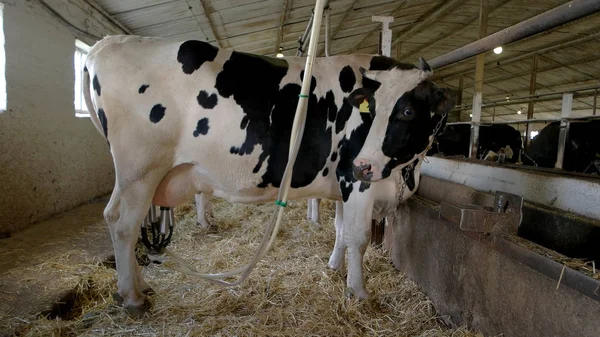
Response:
[397,112,448,204]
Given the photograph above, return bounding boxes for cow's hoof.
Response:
[196,220,211,229]
[345,287,371,300]
[141,287,156,296]
[125,297,151,318]
[327,260,344,271]
[112,292,124,305]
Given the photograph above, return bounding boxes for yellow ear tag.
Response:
[359,99,370,113]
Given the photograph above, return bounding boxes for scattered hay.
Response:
[6,199,482,337]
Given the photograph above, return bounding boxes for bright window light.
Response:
[0,4,7,111]
[530,131,539,139]
[74,39,91,117]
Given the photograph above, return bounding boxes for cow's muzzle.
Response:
[352,160,374,182]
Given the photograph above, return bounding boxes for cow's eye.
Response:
[403,108,414,116]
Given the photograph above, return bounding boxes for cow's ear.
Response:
[432,88,457,116]
[348,88,375,108]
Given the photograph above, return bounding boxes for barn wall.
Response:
[0,0,123,233]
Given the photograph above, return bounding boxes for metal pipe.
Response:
[447,114,600,126]
[452,84,600,110]
[594,89,598,116]
[429,0,600,69]
[297,0,330,57]
[556,93,572,170]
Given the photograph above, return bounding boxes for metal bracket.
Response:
[439,191,523,234]
[372,16,394,57]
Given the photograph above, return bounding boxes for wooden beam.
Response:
[196,0,226,48]
[390,0,464,49]
[524,54,539,149]
[469,0,488,160]
[275,0,292,55]
[456,76,464,122]
[399,0,510,62]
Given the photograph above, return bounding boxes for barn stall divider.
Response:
[381,1,600,336]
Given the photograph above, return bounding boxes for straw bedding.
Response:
[5,198,483,337]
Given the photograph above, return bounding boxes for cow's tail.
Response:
[83,66,105,139]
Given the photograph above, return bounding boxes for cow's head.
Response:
[349,58,456,182]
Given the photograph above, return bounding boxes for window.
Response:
[0,3,7,111]
[74,39,90,117]
[530,130,539,139]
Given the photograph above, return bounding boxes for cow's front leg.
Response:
[328,201,346,270]
[195,192,213,229]
[343,186,374,299]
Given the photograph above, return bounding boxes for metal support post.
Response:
[593,89,598,115]
[469,0,488,160]
[372,16,394,57]
[555,93,573,169]
[525,55,539,150]
[457,76,464,122]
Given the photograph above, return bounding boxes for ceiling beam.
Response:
[318,0,359,56]
[388,0,464,52]
[434,28,600,81]
[457,54,600,91]
[275,0,292,55]
[347,0,409,54]
[399,0,511,62]
[194,0,226,48]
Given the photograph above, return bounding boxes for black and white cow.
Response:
[427,123,523,163]
[83,35,455,315]
[523,120,600,174]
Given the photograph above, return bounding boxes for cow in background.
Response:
[523,120,600,174]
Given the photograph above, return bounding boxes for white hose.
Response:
[163,0,327,286]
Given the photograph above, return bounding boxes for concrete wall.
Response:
[0,0,125,233]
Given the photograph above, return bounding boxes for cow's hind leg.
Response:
[195,192,213,229]
[105,177,162,317]
[328,201,346,270]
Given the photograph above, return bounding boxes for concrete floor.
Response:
[0,200,112,325]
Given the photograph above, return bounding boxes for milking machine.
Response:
[140,205,174,257]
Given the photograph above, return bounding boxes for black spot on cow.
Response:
[215,51,289,156]
[149,104,166,124]
[335,98,353,134]
[330,151,338,162]
[319,90,337,123]
[93,75,101,96]
[336,112,374,201]
[359,182,370,192]
[361,56,416,91]
[240,116,249,130]
[300,70,317,93]
[177,40,218,75]
[322,167,329,177]
[197,90,218,109]
[97,108,108,139]
[138,84,149,94]
[255,81,333,188]
[339,66,356,93]
[193,118,210,137]
[340,181,353,202]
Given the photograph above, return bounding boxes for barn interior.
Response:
[0,1,599,336]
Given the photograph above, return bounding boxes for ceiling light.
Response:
[517,110,522,114]
[494,46,503,54]
[276,47,284,58]
[469,113,473,118]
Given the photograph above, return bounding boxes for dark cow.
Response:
[83,35,455,315]
[427,123,523,163]
[523,119,600,174]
